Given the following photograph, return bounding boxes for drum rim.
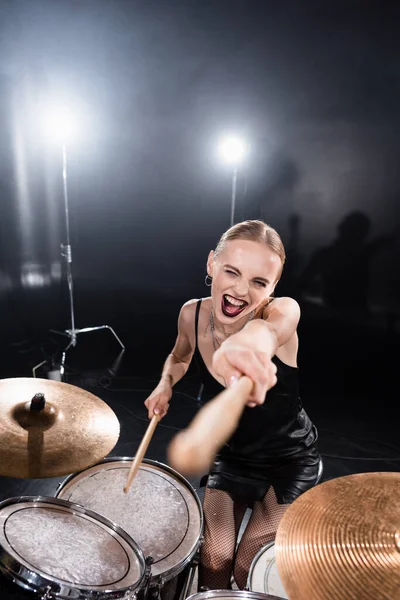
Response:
[186,589,285,600]
[0,495,146,599]
[56,457,204,583]
[246,540,276,591]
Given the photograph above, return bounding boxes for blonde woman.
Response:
[145,220,321,590]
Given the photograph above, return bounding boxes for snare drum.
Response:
[246,542,288,599]
[0,496,146,599]
[56,458,203,600]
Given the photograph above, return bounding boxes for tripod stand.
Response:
[50,144,125,378]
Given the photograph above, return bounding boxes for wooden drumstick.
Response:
[124,414,160,493]
[167,376,253,476]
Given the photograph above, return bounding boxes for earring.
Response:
[205,274,212,287]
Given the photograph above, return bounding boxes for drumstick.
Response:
[124,414,160,493]
[167,376,253,476]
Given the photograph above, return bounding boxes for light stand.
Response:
[218,136,247,228]
[50,143,125,378]
[230,166,238,227]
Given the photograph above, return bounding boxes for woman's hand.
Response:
[144,382,173,419]
[212,322,278,406]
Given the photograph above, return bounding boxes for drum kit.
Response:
[0,376,399,600]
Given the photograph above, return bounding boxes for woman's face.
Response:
[207,239,282,323]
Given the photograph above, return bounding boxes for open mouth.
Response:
[221,294,248,318]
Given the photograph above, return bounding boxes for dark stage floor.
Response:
[1,323,399,504]
[0,309,399,599]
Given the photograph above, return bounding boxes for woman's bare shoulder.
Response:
[261,296,300,321]
[179,297,212,330]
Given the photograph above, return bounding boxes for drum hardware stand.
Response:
[142,556,154,600]
[45,143,125,380]
[40,587,52,600]
[152,576,166,600]
[180,551,201,600]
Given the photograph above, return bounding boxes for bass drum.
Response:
[246,542,288,599]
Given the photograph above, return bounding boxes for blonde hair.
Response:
[215,220,286,280]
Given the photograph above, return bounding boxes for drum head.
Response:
[0,496,145,598]
[248,542,288,599]
[187,591,285,600]
[56,458,203,580]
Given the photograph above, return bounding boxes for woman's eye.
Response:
[255,281,266,287]
[225,270,237,276]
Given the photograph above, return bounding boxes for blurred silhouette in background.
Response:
[299,211,392,314]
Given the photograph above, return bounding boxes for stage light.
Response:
[43,106,78,143]
[37,103,125,379]
[218,136,248,165]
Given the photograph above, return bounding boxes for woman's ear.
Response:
[207,250,215,277]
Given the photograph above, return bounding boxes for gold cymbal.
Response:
[0,378,120,478]
[275,472,400,600]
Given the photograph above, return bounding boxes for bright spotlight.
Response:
[43,107,78,143]
[218,136,248,164]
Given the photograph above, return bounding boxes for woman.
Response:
[144,220,321,590]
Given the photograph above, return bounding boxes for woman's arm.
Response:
[212,297,300,405]
[248,296,301,356]
[144,300,197,418]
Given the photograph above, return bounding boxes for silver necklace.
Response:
[209,308,254,351]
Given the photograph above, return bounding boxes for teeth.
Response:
[224,294,246,307]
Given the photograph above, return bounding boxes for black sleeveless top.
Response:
[193,299,318,461]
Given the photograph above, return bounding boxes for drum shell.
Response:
[186,590,285,600]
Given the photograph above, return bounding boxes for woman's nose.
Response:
[232,279,249,297]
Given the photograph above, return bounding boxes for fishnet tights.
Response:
[199,487,288,590]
